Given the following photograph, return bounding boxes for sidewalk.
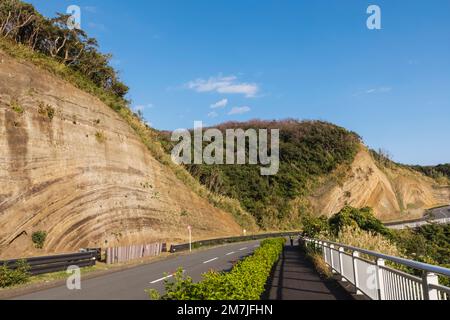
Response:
[264,243,352,300]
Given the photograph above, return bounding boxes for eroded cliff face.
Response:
[309,148,450,221]
[0,50,242,258]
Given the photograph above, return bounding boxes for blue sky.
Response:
[27,0,450,165]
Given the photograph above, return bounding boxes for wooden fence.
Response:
[105,243,166,264]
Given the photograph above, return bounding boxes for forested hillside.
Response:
[160,120,362,228]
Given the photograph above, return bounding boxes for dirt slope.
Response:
[0,50,242,259]
[309,148,450,221]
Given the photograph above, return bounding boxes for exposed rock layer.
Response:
[0,50,242,258]
[309,149,450,221]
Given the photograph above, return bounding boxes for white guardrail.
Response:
[302,238,450,300]
[386,217,450,230]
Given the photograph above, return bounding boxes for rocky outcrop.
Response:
[0,50,242,258]
[309,148,450,221]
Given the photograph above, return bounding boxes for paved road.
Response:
[430,206,450,219]
[264,243,351,300]
[13,241,262,300]
[386,205,450,229]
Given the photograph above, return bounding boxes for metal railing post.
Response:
[376,258,386,300]
[352,251,363,295]
[339,247,347,282]
[330,244,337,273]
[318,241,323,260]
[422,272,439,300]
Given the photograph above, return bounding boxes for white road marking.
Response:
[239,247,248,251]
[203,257,219,264]
[150,270,185,284]
[226,252,235,256]
[254,245,260,248]
[150,274,173,284]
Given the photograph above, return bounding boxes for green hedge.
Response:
[148,238,285,300]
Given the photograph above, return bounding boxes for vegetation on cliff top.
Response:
[0,0,128,98]
[370,149,450,184]
[409,164,450,182]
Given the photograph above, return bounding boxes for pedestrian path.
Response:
[265,243,352,300]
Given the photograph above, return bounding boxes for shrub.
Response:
[32,231,47,249]
[10,98,24,114]
[180,210,189,217]
[95,131,106,143]
[328,206,392,238]
[148,238,285,300]
[301,214,330,238]
[0,260,31,288]
[38,102,55,121]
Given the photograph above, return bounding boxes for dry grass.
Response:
[333,225,402,258]
[309,251,333,279]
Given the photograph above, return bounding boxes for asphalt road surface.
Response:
[429,206,450,219]
[13,240,262,300]
[385,205,450,229]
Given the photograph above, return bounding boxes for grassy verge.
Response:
[148,238,285,300]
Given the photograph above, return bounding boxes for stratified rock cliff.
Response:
[0,50,242,258]
[309,148,450,221]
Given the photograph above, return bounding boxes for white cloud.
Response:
[186,75,259,98]
[228,106,251,115]
[207,111,219,118]
[210,98,228,109]
[366,87,392,94]
[353,87,392,97]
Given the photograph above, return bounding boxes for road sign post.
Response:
[188,226,192,252]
